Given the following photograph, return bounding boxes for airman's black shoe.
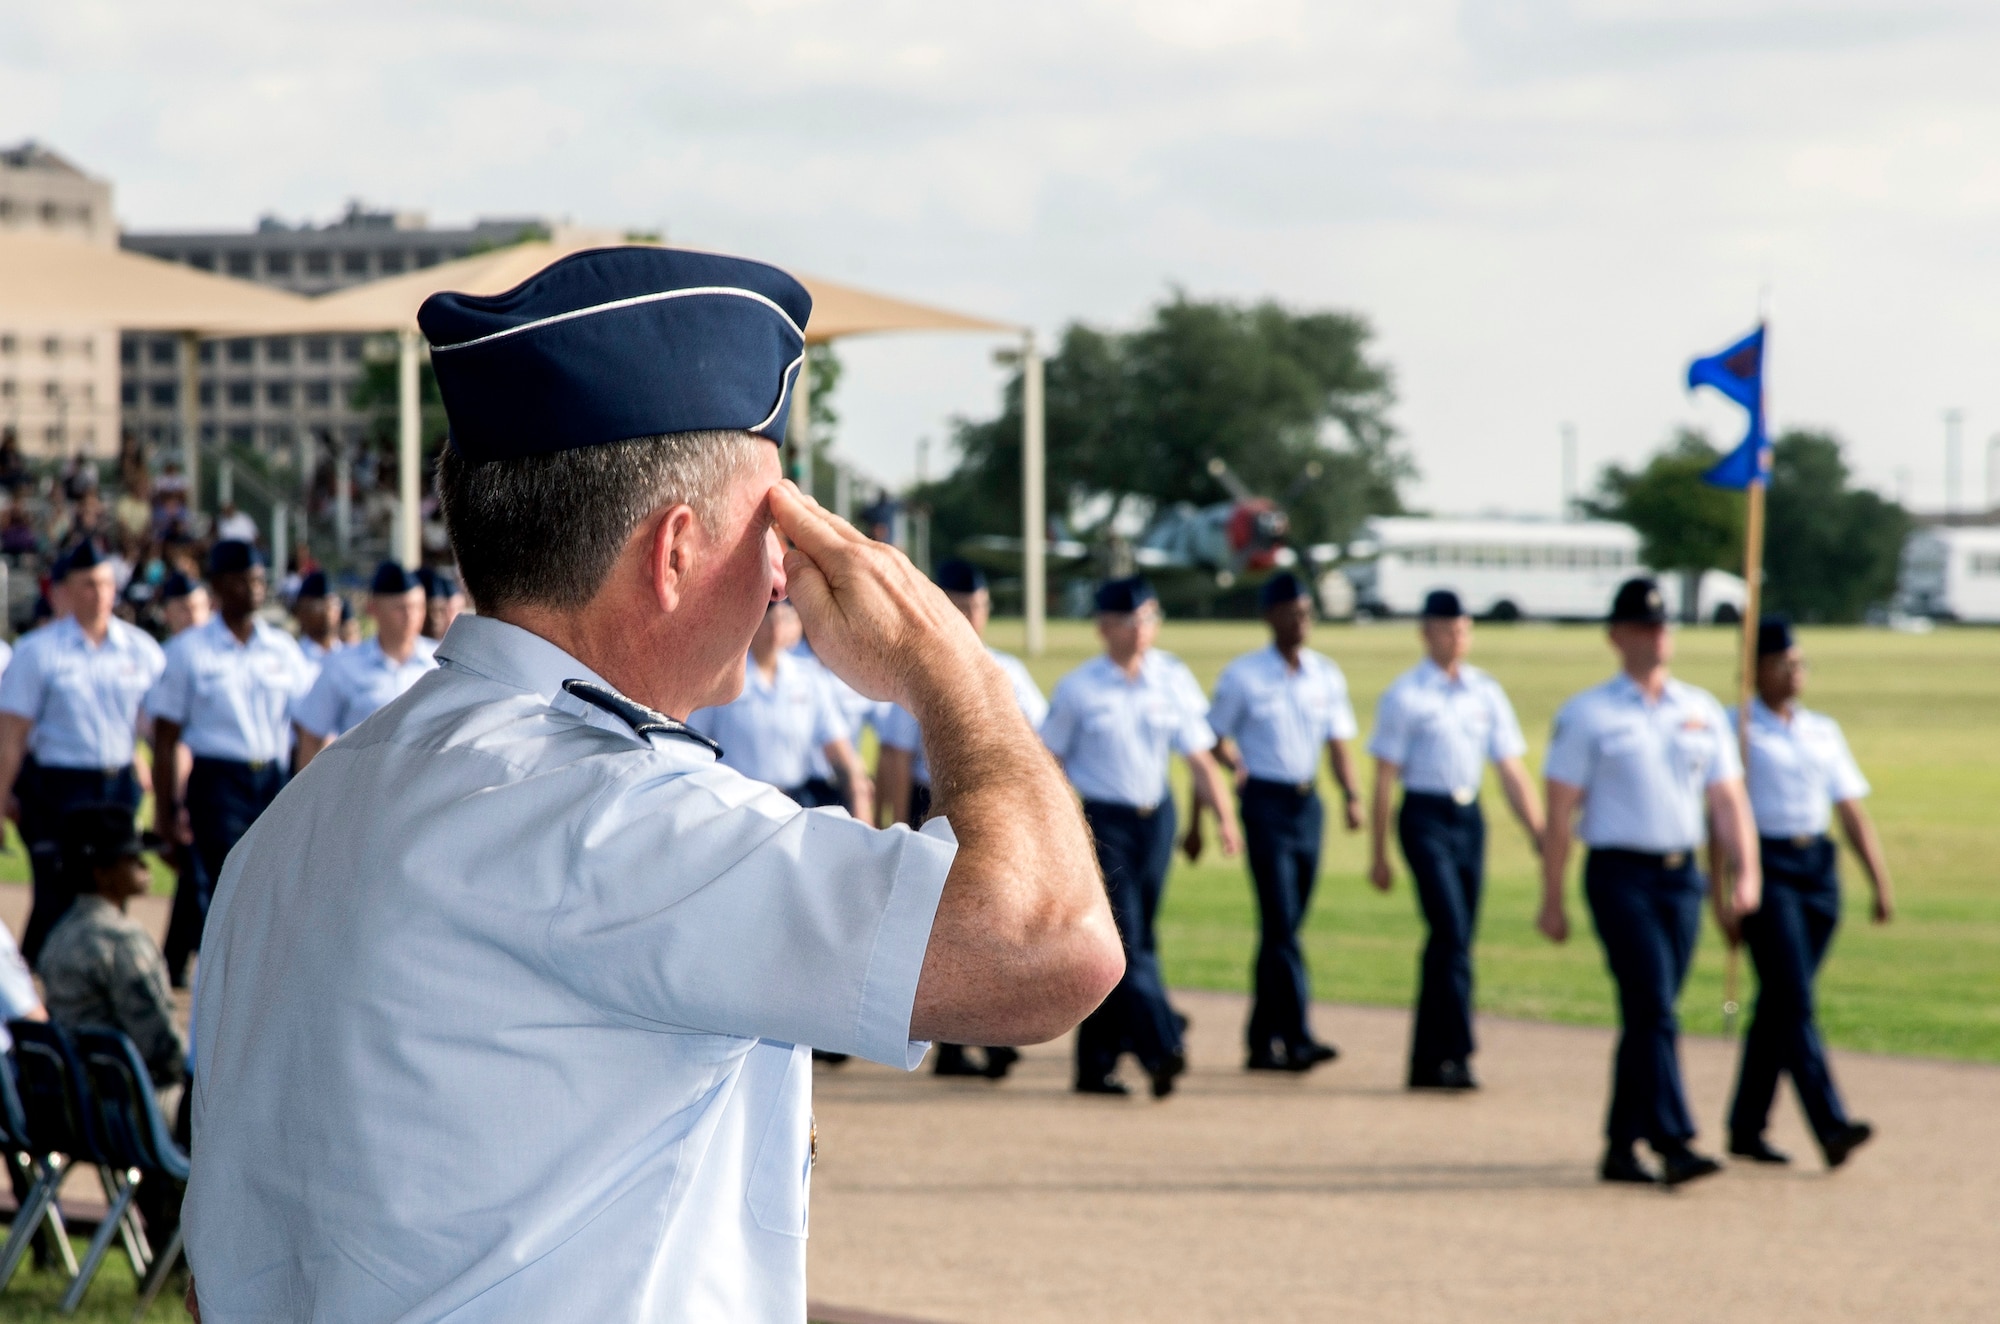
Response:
[1600,1146,1658,1185]
[1658,1147,1724,1187]
[1075,1076,1129,1096]
[1823,1121,1873,1169]
[1729,1135,1791,1164]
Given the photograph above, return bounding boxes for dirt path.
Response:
[806,989,1998,1323]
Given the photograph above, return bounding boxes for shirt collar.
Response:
[1749,696,1791,730]
[433,614,613,705]
[198,615,277,651]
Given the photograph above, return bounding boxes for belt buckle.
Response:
[1791,835,1814,849]
[1294,782,1312,797]
[1450,787,1476,806]
[1662,851,1687,869]
[1135,803,1156,819]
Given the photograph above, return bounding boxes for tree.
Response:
[1764,429,1910,622]
[1585,429,1744,620]
[919,291,1410,559]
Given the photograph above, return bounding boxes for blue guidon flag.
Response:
[1687,324,1769,490]
[419,246,812,463]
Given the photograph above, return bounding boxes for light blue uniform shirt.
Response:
[1368,659,1527,800]
[687,652,849,791]
[291,636,440,739]
[792,642,877,783]
[1207,645,1358,784]
[0,616,164,769]
[1041,651,1215,809]
[1544,674,1742,853]
[145,617,316,763]
[1743,698,1869,838]
[879,649,1049,787]
[184,615,953,1323]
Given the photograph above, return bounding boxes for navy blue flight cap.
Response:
[209,540,264,577]
[158,571,197,602]
[57,538,108,578]
[416,566,461,601]
[1421,588,1466,619]
[295,569,330,599]
[933,559,987,595]
[1259,571,1307,610]
[371,561,420,596]
[1608,576,1668,625]
[419,247,813,463]
[1094,576,1157,614]
[1757,616,1795,657]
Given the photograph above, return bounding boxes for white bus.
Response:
[1345,517,1748,623]
[1897,526,2000,623]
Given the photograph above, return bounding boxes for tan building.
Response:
[0,141,120,459]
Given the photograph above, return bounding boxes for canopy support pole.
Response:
[1021,331,1046,657]
[397,329,422,568]
[788,353,813,490]
[178,332,201,521]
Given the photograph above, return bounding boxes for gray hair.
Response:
[435,429,766,613]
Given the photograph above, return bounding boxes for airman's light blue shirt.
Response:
[1041,651,1215,809]
[1368,659,1526,799]
[0,617,164,769]
[292,636,439,739]
[1207,645,1358,785]
[879,649,1049,787]
[1742,698,1869,838]
[687,652,849,791]
[145,617,316,763]
[1544,674,1741,853]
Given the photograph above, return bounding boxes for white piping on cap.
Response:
[428,285,806,353]
[751,353,806,434]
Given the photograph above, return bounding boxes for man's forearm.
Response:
[1836,800,1891,896]
[1328,739,1358,800]
[0,714,32,811]
[1497,758,1543,839]
[152,723,184,826]
[1369,760,1395,864]
[1541,781,1581,901]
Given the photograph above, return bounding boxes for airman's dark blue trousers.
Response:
[18,760,142,964]
[1399,792,1485,1081]
[1585,849,1704,1150]
[1728,836,1851,1147]
[1075,800,1182,1081]
[1240,779,1324,1059]
[167,758,287,975]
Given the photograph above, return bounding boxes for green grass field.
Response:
[986,618,2000,1063]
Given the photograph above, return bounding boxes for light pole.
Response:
[1944,408,1963,518]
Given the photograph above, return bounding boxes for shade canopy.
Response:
[0,231,314,332]
[300,238,1018,343]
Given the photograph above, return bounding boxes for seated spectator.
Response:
[0,500,39,557]
[214,500,258,545]
[0,428,26,496]
[0,918,51,1260]
[37,804,187,1089]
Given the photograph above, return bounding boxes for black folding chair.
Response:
[0,1036,78,1291]
[9,1020,152,1314]
[73,1029,189,1320]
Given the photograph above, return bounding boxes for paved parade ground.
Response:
[807,989,1999,1324]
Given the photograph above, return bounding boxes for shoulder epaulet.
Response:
[561,679,723,757]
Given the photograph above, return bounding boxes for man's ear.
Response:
[649,504,702,613]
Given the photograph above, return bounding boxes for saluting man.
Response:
[1205,571,1358,1073]
[148,540,316,983]
[291,561,439,770]
[1043,576,1239,1098]
[687,597,874,820]
[0,539,165,962]
[1539,577,1760,1188]
[879,557,1048,1080]
[182,247,1119,1321]
[1726,618,1889,1170]
[1367,589,1544,1091]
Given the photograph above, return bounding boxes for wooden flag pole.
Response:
[1723,322,1771,1033]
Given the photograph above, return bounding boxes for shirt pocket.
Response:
[1672,729,1715,782]
[745,1045,813,1239]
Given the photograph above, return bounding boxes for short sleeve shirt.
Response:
[0,616,165,768]
[291,636,440,739]
[790,643,875,782]
[1041,651,1215,809]
[1206,646,1358,784]
[687,653,849,790]
[145,617,317,762]
[879,649,1049,787]
[1543,674,1742,853]
[0,922,36,1054]
[184,614,953,1323]
[1743,699,1869,838]
[1368,659,1527,798]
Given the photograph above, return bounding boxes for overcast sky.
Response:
[7,0,2000,515]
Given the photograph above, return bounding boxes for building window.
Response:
[199,382,216,406]
[44,426,61,446]
[341,337,364,362]
[227,381,254,408]
[342,251,369,276]
[43,381,61,401]
[188,251,216,270]
[226,339,254,364]
[150,383,177,407]
[227,252,254,277]
[199,341,217,364]
[40,202,59,224]
[1971,553,2000,577]
[121,339,139,366]
[227,425,254,447]
[266,251,294,276]
[415,248,440,268]
[305,380,332,407]
[42,337,61,358]
[0,335,13,354]
[305,337,331,363]
[266,424,294,448]
[266,381,293,407]
[150,338,176,365]
[266,337,293,363]
[122,382,140,407]
[379,250,407,275]
[305,251,331,276]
